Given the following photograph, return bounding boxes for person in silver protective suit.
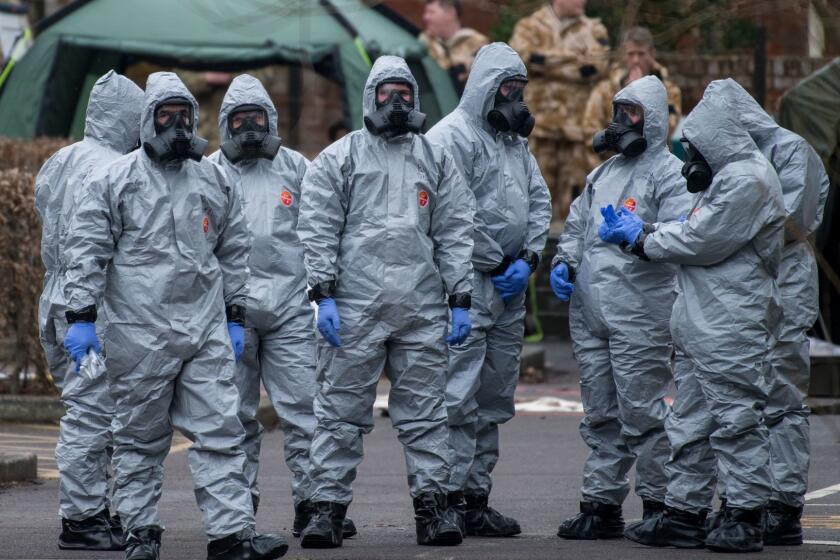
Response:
[296,56,474,549]
[550,75,689,540]
[426,42,551,538]
[62,71,288,560]
[601,85,785,553]
[36,70,142,552]
[208,73,356,540]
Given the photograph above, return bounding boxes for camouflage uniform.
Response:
[583,62,682,166]
[509,5,609,220]
[420,28,490,94]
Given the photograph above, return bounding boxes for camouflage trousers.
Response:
[530,136,592,222]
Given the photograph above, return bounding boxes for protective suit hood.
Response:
[362,55,420,121]
[140,71,200,145]
[707,78,779,143]
[217,74,280,144]
[459,42,527,132]
[612,74,668,152]
[84,70,143,154]
[681,87,756,173]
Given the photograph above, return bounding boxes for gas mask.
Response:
[592,102,647,158]
[220,104,281,164]
[143,98,208,163]
[487,79,535,137]
[681,139,713,193]
[364,86,426,137]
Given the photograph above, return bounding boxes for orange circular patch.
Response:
[280,191,293,207]
[623,197,637,213]
[418,190,429,208]
[202,216,209,233]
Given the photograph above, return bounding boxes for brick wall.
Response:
[657,52,836,115]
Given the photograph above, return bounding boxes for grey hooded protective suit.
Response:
[63,71,256,538]
[553,75,689,505]
[426,43,551,494]
[638,86,785,512]
[35,70,142,521]
[705,79,828,509]
[297,56,474,503]
[208,74,315,509]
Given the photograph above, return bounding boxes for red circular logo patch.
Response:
[692,207,701,217]
[418,190,429,208]
[202,216,209,233]
[623,197,637,213]
[280,191,293,207]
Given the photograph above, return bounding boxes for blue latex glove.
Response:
[317,298,342,347]
[63,322,100,372]
[598,204,644,245]
[678,213,687,223]
[228,322,245,362]
[446,307,471,346]
[491,259,531,302]
[550,263,575,302]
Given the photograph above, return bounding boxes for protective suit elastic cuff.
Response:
[489,256,513,277]
[307,281,336,304]
[622,233,650,261]
[65,305,97,324]
[517,249,540,273]
[225,304,246,326]
[448,293,472,309]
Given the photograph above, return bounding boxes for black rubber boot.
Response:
[207,528,288,560]
[300,501,346,549]
[624,505,707,548]
[124,526,163,560]
[705,498,727,533]
[293,500,357,539]
[413,492,463,546]
[464,492,521,537]
[705,506,764,553]
[556,501,624,540]
[641,500,666,519]
[447,491,467,536]
[764,501,803,546]
[58,508,126,551]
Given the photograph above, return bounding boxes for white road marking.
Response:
[372,394,584,414]
[803,540,840,546]
[805,483,840,502]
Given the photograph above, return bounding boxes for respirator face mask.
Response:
[220,104,281,164]
[143,97,208,163]
[681,138,713,193]
[364,82,426,137]
[487,77,535,137]
[592,102,647,158]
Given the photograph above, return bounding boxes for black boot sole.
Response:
[300,533,341,549]
[58,539,126,551]
[557,528,624,540]
[706,543,764,553]
[466,527,522,537]
[419,530,463,546]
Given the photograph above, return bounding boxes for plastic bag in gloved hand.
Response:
[79,349,106,381]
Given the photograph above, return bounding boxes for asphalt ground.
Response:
[2,411,840,560]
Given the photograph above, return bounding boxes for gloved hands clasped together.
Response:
[598,204,644,246]
[492,258,532,302]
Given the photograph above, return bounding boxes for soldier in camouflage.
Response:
[583,27,682,166]
[509,0,610,221]
[419,0,489,95]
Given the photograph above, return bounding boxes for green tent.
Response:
[778,57,840,341]
[0,0,458,139]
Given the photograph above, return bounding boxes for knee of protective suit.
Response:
[708,401,764,440]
